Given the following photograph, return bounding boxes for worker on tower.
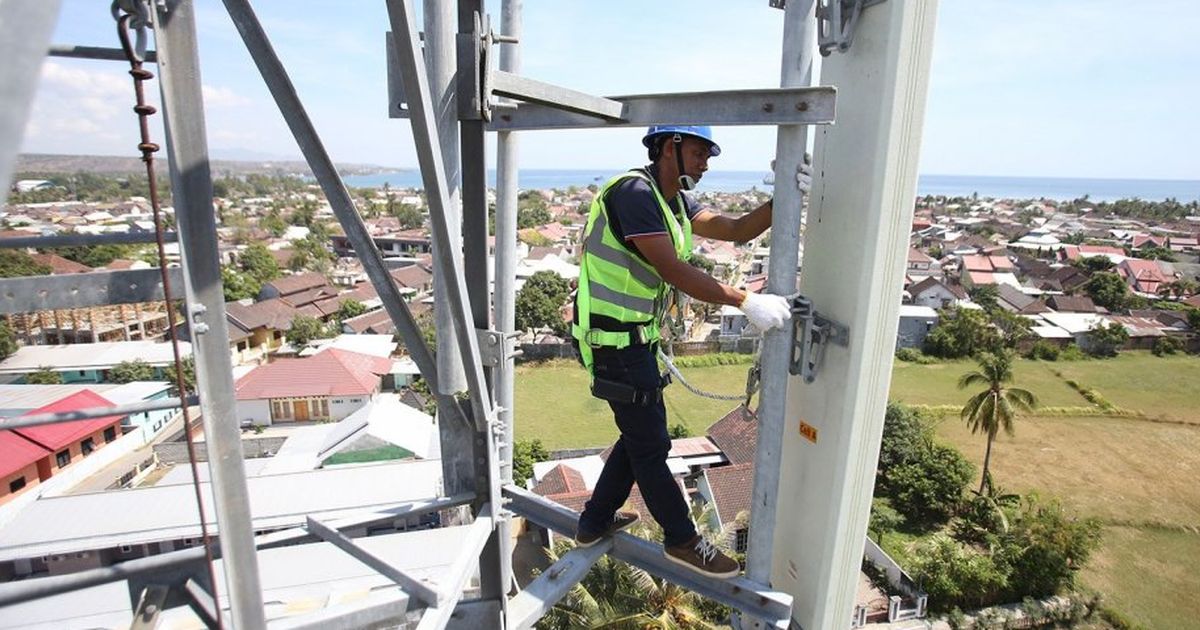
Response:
[571,125,805,577]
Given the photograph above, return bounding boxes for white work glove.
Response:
[739,291,792,332]
[768,153,813,195]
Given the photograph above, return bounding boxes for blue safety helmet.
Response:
[641,125,721,156]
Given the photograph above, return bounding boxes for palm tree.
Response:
[957,352,1038,494]
[538,502,732,629]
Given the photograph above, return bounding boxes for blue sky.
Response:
[22,1,1200,180]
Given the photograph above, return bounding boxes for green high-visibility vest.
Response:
[572,169,692,374]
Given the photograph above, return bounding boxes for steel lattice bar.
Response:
[0,0,61,210]
[0,395,197,432]
[482,86,837,131]
[0,231,177,249]
[415,504,495,630]
[506,539,612,630]
[268,591,411,630]
[0,494,473,609]
[304,516,443,608]
[385,0,496,429]
[0,267,183,315]
[183,578,228,629]
[151,1,265,626]
[219,0,468,426]
[490,70,624,120]
[503,485,793,626]
[746,0,818,614]
[48,44,158,62]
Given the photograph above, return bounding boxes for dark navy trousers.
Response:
[577,343,696,548]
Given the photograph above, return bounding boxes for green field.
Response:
[513,351,1200,628]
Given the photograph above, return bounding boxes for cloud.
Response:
[20,61,158,155]
[202,84,253,108]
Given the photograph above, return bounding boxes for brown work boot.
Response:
[575,510,639,548]
[664,535,740,578]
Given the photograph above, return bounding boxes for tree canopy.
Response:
[0,250,52,278]
[286,314,328,347]
[109,359,157,383]
[1083,271,1130,311]
[0,320,18,361]
[514,271,571,336]
[26,367,62,384]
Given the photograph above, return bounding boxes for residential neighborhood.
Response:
[1,169,1198,627]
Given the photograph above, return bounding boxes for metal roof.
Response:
[0,459,443,562]
[0,341,192,374]
[0,526,466,629]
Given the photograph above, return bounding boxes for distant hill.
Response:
[15,153,400,178]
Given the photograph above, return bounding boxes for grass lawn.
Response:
[323,445,413,466]
[1080,526,1200,630]
[890,358,1088,408]
[513,359,754,450]
[1047,352,1200,423]
[514,352,1200,626]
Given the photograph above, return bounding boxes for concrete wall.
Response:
[0,462,41,506]
[329,396,369,421]
[153,436,287,463]
[235,399,271,426]
[896,314,938,349]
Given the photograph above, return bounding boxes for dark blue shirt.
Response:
[604,165,703,262]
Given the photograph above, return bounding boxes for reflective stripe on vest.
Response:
[583,212,662,289]
[574,169,693,373]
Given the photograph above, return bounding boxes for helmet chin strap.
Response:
[672,133,697,191]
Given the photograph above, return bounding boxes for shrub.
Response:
[1058,345,1088,361]
[1024,340,1060,361]
[875,404,974,526]
[896,347,938,364]
[911,534,1008,612]
[994,494,1103,600]
[1151,336,1183,356]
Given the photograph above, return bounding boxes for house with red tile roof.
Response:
[233,349,392,426]
[29,253,92,275]
[0,390,125,505]
[697,462,754,552]
[1118,258,1169,296]
[0,432,51,506]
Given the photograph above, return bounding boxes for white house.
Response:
[233,349,392,426]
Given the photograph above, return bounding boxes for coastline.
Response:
[341,170,1200,203]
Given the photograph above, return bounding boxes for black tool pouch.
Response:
[591,376,662,406]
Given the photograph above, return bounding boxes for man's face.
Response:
[667,137,712,181]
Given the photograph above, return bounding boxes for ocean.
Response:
[341,170,1200,203]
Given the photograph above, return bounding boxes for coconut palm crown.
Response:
[958,351,1038,494]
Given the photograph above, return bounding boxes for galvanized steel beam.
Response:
[269,591,410,630]
[304,516,443,608]
[744,4,817,628]
[503,486,793,626]
[415,504,496,630]
[0,231,176,249]
[152,1,264,626]
[483,87,836,131]
[490,70,624,120]
[0,494,472,609]
[0,396,197,432]
[506,540,612,630]
[0,266,182,315]
[220,0,465,425]
[48,44,158,62]
[385,0,496,429]
[0,0,61,209]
